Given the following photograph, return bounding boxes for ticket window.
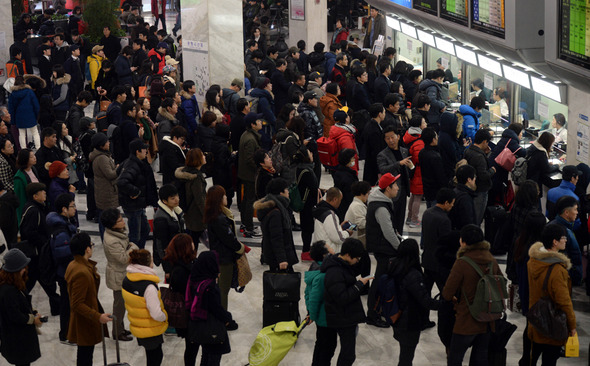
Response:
[395,32,423,72]
[466,65,510,126]
[427,48,463,105]
[517,87,568,161]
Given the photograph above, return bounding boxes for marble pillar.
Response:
[181,0,244,104]
[1,0,15,85]
[288,0,328,52]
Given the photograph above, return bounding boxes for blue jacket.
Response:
[114,55,134,86]
[180,92,200,135]
[459,104,481,141]
[549,216,583,286]
[8,84,40,128]
[547,180,579,206]
[324,52,337,80]
[46,212,77,278]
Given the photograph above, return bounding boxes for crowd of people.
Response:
[0,2,585,366]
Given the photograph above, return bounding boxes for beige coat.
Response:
[103,228,138,290]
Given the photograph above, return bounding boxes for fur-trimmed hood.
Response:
[10,83,32,92]
[24,74,47,89]
[174,166,201,181]
[157,106,176,121]
[528,242,572,269]
[180,90,193,100]
[51,73,71,85]
[253,197,276,213]
[456,240,491,259]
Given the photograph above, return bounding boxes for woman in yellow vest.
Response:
[122,249,168,365]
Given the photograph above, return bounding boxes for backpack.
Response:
[289,169,309,212]
[511,156,529,186]
[39,229,65,285]
[459,256,508,322]
[245,95,259,113]
[96,111,108,133]
[269,136,290,174]
[374,273,402,326]
[84,58,95,82]
[316,137,339,167]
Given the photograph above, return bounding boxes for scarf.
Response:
[187,251,219,320]
[266,193,291,229]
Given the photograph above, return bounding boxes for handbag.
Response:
[189,314,228,344]
[99,96,111,112]
[236,253,252,288]
[526,264,569,341]
[138,75,150,98]
[494,138,522,171]
[160,286,188,329]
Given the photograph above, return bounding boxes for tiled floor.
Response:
[24,150,590,365]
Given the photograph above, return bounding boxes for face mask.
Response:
[349,161,355,167]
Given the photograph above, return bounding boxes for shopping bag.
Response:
[565,334,579,357]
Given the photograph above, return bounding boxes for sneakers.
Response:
[365,317,390,328]
[243,227,262,238]
[239,224,246,233]
[301,252,312,261]
[421,320,436,330]
[408,220,421,228]
[226,320,239,331]
[60,338,76,346]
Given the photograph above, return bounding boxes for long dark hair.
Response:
[514,180,539,209]
[391,239,422,276]
[53,121,73,151]
[513,211,546,262]
[203,185,226,224]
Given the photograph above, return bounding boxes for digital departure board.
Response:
[471,0,505,39]
[441,0,469,26]
[389,0,412,8]
[413,0,437,16]
[559,0,590,70]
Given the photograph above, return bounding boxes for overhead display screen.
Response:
[441,0,469,26]
[389,0,412,8]
[413,0,438,15]
[559,0,590,70]
[471,0,505,39]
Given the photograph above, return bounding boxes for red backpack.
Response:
[316,137,339,167]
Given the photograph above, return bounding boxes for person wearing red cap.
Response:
[47,160,76,212]
[365,172,402,328]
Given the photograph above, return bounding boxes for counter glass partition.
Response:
[466,64,510,125]
[396,32,424,72]
[427,48,463,106]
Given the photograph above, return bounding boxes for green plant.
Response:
[52,14,68,21]
[11,0,24,20]
[80,0,120,42]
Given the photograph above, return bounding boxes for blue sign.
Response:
[389,0,412,8]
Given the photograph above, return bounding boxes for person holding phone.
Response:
[311,187,353,254]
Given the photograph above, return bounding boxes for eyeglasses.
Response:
[90,242,95,248]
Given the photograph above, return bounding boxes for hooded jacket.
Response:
[527,242,575,346]
[117,155,158,211]
[8,83,40,129]
[86,54,104,89]
[321,254,366,328]
[255,197,298,268]
[90,148,119,210]
[312,200,350,253]
[175,166,207,232]
[418,79,445,128]
[442,241,504,335]
[51,74,71,112]
[438,112,464,180]
[180,91,200,136]
[402,130,425,195]
[320,93,343,137]
[366,187,400,256]
[459,105,481,141]
[329,123,358,172]
[249,87,276,124]
[47,212,77,278]
[156,107,179,145]
[304,262,327,327]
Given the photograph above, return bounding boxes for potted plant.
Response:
[79,0,121,42]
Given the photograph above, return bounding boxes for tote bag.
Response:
[494,138,522,171]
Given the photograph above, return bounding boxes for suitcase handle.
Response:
[101,314,122,365]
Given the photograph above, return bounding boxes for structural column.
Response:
[288,0,328,51]
[180,0,244,104]
[1,0,15,85]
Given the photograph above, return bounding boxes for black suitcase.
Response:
[484,205,507,245]
[262,300,301,327]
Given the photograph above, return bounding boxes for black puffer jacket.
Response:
[207,212,243,265]
[254,197,298,268]
[390,265,442,331]
[321,254,366,328]
[419,144,448,201]
[449,184,477,230]
[438,112,463,181]
[331,164,358,221]
[117,155,158,211]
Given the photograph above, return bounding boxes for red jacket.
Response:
[331,65,347,99]
[147,48,165,75]
[329,124,358,173]
[151,0,166,17]
[402,132,424,195]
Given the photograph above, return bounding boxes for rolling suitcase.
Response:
[484,205,507,245]
[102,315,130,366]
[262,271,301,327]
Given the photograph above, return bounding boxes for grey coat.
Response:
[90,148,119,210]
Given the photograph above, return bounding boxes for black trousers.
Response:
[367,254,391,319]
[529,341,561,366]
[393,190,408,235]
[26,256,60,315]
[76,345,94,366]
[311,325,357,366]
[393,327,421,366]
[145,344,163,366]
[86,178,96,218]
[57,277,70,341]
[239,181,255,231]
[300,195,315,253]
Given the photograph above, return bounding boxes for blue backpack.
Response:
[374,273,402,325]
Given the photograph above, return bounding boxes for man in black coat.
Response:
[230,99,249,151]
[362,103,389,185]
[100,26,122,62]
[65,91,92,140]
[346,67,371,112]
[270,59,292,114]
[418,127,448,207]
[117,139,158,248]
[35,128,65,187]
[20,182,61,315]
[449,164,477,231]
[318,238,370,365]
[63,45,84,104]
[464,129,496,225]
[159,126,187,185]
[421,187,455,296]
[38,45,53,92]
[52,34,69,67]
[373,62,392,104]
[0,181,19,245]
[254,149,277,199]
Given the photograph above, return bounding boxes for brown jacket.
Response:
[527,242,575,346]
[442,241,503,335]
[65,256,106,346]
[320,93,343,137]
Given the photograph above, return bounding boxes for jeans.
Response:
[76,345,94,366]
[448,332,491,366]
[124,208,150,249]
[239,181,255,231]
[19,126,40,150]
[529,341,561,366]
[58,277,70,341]
[473,191,488,226]
[367,254,391,319]
[311,325,357,366]
[393,327,421,366]
[408,194,422,222]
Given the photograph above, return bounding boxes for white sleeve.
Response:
[144,285,167,322]
[325,212,350,244]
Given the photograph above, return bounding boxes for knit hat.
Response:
[2,249,31,272]
[333,109,348,123]
[48,161,67,179]
[91,132,108,148]
[378,173,400,190]
[157,42,169,50]
[308,71,323,81]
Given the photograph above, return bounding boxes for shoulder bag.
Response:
[494,138,522,171]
